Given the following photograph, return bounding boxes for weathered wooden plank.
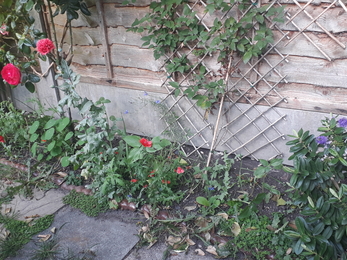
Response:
[272,30,347,60]
[233,54,347,88]
[227,81,347,115]
[71,63,167,93]
[55,25,144,46]
[67,44,164,71]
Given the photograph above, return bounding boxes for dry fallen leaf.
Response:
[231,222,241,236]
[56,172,68,177]
[166,235,182,246]
[25,214,40,219]
[184,205,197,211]
[195,249,205,256]
[216,212,228,220]
[50,227,57,234]
[4,208,11,214]
[286,247,292,255]
[185,236,196,246]
[194,174,202,179]
[206,245,218,256]
[38,234,51,242]
[277,197,286,206]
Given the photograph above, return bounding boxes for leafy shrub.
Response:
[284,116,347,259]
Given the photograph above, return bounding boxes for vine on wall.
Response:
[129,0,284,109]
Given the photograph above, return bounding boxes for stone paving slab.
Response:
[0,187,66,221]
[7,206,140,259]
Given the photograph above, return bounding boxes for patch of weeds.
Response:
[63,190,108,217]
[0,214,54,259]
[64,171,83,186]
[219,213,303,260]
[30,238,60,260]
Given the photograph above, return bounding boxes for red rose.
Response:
[131,179,138,183]
[139,138,152,147]
[1,64,21,85]
[36,38,55,55]
[0,136,5,143]
[162,180,171,184]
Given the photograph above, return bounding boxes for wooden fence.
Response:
[11,0,347,163]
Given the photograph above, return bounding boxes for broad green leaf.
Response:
[44,118,59,129]
[47,140,56,151]
[44,128,55,140]
[25,82,35,93]
[312,222,325,235]
[57,117,70,132]
[123,135,142,148]
[64,131,74,141]
[30,133,39,142]
[61,156,70,167]
[196,196,210,207]
[29,121,40,134]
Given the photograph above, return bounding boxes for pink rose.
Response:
[1,64,21,85]
[36,38,55,55]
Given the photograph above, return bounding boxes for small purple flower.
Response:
[155,100,161,104]
[124,110,129,114]
[338,117,347,128]
[127,195,132,198]
[208,187,215,191]
[316,135,328,145]
[143,91,148,96]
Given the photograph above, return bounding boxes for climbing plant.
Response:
[130,0,284,109]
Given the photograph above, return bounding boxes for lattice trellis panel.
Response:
[157,0,289,161]
[157,0,346,162]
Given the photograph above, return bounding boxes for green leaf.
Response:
[293,239,304,255]
[43,128,55,140]
[29,121,40,134]
[57,117,70,132]
[196,196,210,207]
[169,81,180,89]
[25,80,35,96]
[284,230,301,238]
[28,73,40,83]
[47,140,56,151]
[322,226,333,239]
[64,131,74,141]
[61,156,70,167]
[123,135,141,148]
[312,222,325,235]
[44,118,58,129]
[50,146,62,156]
[243,50,253,63]
[295,216,308,235]
[30,133,39,142]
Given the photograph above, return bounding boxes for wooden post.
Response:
[96,0,114,80]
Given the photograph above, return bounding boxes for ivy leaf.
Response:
[243,50,253,63]
[25,82,35,93]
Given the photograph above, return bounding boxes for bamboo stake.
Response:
[205,57,233,169]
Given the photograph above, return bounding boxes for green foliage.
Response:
[87,135,188,206]
[129,0,284,109]
[0,101,30,155]
[284,116,347,259]
[62,190,108,217]
[29,115,75,166]
[220,214,300,260]
[0,214,54,259]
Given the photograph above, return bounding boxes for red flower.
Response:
[36,38,55,55]
[139,138,152,147]
[162,180,171,184]
[148,170,155,177]
[115,152,119,154]
[0,136,5,143]
[41,140,46,142]
[175,167,184,174]
[143,184,148,188]
[1,64,21,85]
[131,179,138,183]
